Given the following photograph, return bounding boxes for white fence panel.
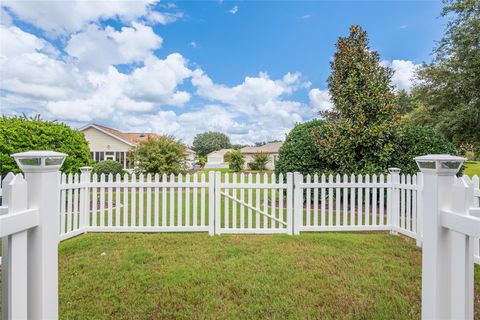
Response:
[76,171,215,233]
[297,173,394,232]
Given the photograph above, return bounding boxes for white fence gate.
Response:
[215,172,293,234]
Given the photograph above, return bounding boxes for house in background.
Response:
[205,148,233,169]
[79,124,195,169]
[241,141,283,170]
[204,141,283,170]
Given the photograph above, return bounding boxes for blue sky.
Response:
[0,1,446,144]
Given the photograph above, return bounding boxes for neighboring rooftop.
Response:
[208,148,234,157]
[91,124,158,144]
[241,141,283,154]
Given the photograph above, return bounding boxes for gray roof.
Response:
[240,141,283,154]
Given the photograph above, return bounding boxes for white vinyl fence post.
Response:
[215,172,221,235]
[4,175,30,320]
[79,166,92,232]
[415,154,468,320]
[1,172,15,320]
[416,172,424,247]
[12,151,67,320]
[286,172,293,235]
[388,168,401,234]
[208,171,215,235]
[293,172,303,235]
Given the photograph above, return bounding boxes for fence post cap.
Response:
[11,150,68,173]
[388,168,402,174]
[415,154,465,176]
[79,166,93,173]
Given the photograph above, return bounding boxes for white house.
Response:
[79,124,195,169]
[240,141,282,170]
[204,141,283,170]
[205,148,233,169]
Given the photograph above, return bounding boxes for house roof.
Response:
[207,148,233,157]
[79,123,159,146]
[240,141,283,154]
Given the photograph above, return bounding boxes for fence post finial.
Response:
[11,150,67,320]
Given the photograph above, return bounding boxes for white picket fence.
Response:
[55,170,480,254]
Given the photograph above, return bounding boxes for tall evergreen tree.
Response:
[314,25,398,174]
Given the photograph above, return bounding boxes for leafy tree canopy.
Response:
[314,25,399,174]
[129,136,188,175]
[409,0,480,156]
[0,115,92,176]
[192,131,231,157]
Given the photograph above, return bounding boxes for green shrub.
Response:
[94,160,124,176]
[224,150,233,163]
[275,119,328,176]
[196,156,207,168]
[249,153,269,171]
[228,150,245,172]
[0,115,92,176]
[389,126,457,175]
[129,136,188,175]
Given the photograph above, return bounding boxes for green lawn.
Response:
[465,161,480,178]
[57,232,480,319]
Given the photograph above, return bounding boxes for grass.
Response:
[465,161,480,178]
[57,232,479,319]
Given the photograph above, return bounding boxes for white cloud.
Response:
[228,6,239,14]
[65,22,162,71]
[126,54,192,105]
[0,2,315,145]
[189,41,198,49]
[308,88,333,112]
[302,14,311,19]
[145,11,183,25]
[382,59,419,93]
[2,0,158,34]
[191,70,309,142]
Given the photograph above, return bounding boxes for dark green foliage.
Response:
[196,157,207,168]
[224,150,233,163]
[389,126,457,174]
[228,150,245,172]
[313,25,398,174]
[192,132,231,157]
[248,153,270,171]
[410,0,480,157]
[94,160,124,176]
[0,116,92,176]
[129,136,188,175]
[275,119,327,176]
